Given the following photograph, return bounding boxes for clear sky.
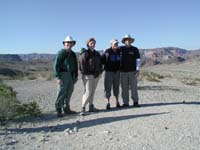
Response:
[0,0,200,54]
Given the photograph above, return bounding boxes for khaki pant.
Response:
[81,75,101,107]
[120,71,139,105]
[55,72,74,109]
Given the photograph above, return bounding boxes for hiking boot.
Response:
[80,107,86,116]
[116,102,120,108]
[63,107,76,115]
[89,104,99,112]
[106,103,111,110]
[57,113,63,117]
[56,108,63,117]
[133,102,141,107]
[121,104,129,107]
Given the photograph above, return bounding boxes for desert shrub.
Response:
[0,96,20,123]
[46,73,54,81]
[140,71,164,82]
[26,75,37,80]
[0,81,16,97]
[14,101,42,118]
[181,77,200,86]
[0,81,42,124]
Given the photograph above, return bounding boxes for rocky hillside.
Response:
[0,47,199,66]
[140,47,200,66]
[19,53,56,61]
[0,54,22,62]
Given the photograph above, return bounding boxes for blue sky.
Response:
[0,0,200,54]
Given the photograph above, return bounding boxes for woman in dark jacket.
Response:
[79,38,103,115]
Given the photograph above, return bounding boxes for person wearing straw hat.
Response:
[120,34,141,107]
[102,39,121,109]
[79,37,103,115]
[53,36,78,117]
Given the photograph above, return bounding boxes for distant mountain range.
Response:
[140,47,200,66]
[0,47,200,66]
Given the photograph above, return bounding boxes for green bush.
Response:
[0,82,16,98]
[0,96,20,123]
[15,101,42,117]
[0,81,42,124]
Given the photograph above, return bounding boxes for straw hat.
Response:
[63,36,76,45]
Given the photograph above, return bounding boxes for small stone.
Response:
[64,128,70,133]
[85,133,92,137]
[30,136,36,140]
[165,127,169,130]
[6,140,18,145]
[101,130,111,134]
[40,131,45,134]
[69,130,73,134]
[182,101,186,104]
[46,134,50,138]
[73,127,78,132]
[75,120,80,124]
[65,132,70,135]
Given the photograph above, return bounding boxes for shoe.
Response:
[64,110,77,115]
[63,107,77,115]
[121,104,129,107]
[80,107,86,116]
[56,108,63,117]
[57,113,63,117]
[89,104,99,112]
[116,102,120,108]
[133,102,141,107]
[106,103,111,110]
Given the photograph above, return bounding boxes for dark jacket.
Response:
[120,46,140,72]
[102,47,120,72]
[54,49,78,79]
[79,49,103,76]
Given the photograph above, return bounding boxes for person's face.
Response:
[124,39,132,46]
[64,42,74,49]
[111,43,118,50]
[88,40,96,50]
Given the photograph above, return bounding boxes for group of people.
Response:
[53,34,141,117]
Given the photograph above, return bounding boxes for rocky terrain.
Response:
[0,60,200,150]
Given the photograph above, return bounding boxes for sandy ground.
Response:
[1,62,200,150]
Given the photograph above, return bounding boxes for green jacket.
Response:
[54,49,78,80]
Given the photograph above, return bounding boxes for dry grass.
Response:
[140,71,165,82]
[180,77,200,86]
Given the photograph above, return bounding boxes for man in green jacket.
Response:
[54,36,78,117]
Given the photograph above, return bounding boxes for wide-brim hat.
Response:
[63,36,76,45]
[121,34,135,44]
[110,39,119,45]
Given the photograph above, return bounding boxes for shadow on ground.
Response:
[1,101,200,135]
[3,112,169,134]
[141,101,200,107]
[138,85,181,91]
